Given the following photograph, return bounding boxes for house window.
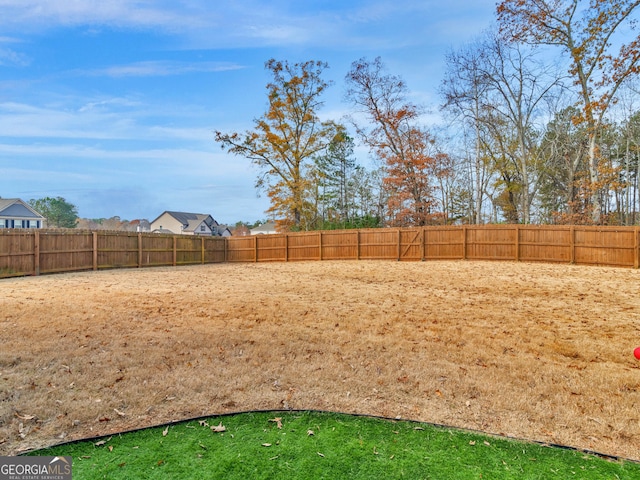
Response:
[200,225,206,232]
[14,220,24,228]
[0,219,5,228]
[28,220,39,228]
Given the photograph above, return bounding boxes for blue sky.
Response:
[0,1,497,224]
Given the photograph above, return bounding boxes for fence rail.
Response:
[1,225,639,278]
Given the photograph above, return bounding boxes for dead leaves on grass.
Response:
[211,423,226,433]
[269,417,283,429]
[94,436,112,447]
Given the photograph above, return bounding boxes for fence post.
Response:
[254,235,258,262]
[635,227,639,269]
[33,230,40,276]
[92,231,98,270]
[570,226,575,264]
[201,236,205,264]
[319,232,323,260]
[285,234,289,262]
[462,226,467,260]
[357,230,360,260]
[421,228,425,261]
[397,229,401,261]
[515,225,520,262]
[138,233,143,267]
[173,236,177,266]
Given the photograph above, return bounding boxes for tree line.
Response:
[215,0,640,230]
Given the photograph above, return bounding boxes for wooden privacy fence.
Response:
[226,225,640,268]
[0,225,639,278]
[0,230,226,277]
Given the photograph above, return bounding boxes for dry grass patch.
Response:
[0,260,639,460]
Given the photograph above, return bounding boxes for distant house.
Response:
[250,221,278,235]
[0,198,46,229]
[150,211,231,236]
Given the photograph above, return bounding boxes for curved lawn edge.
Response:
[23,409,639,465]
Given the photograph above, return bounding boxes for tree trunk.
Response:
[588,134,601,224]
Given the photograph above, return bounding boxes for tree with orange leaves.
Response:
[497,0,640,223]
[345,57,449,226]
[215,59,341,231]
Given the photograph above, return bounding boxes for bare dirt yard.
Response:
[1,260,639,460]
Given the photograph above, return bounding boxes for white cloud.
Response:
[0,0,209,32]
[0,1,497,51]
[0,44,30,66]
[0,100,219,143]
[80,61,245,78]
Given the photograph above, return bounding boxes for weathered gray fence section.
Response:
[0,230,226,277]
[1,225,639,278]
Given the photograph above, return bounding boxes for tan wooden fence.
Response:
[0,230,226,277]
[1,225,638,278]
[226,225,640,268]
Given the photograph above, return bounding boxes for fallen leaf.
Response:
[108,446,113,452]
[262,443,272,447]
[484,441,491,446]
[307,429,314,436]
[162,427,169,437]
[198,420,209,427]
[469,441,476,446]
[269,417,283,429]
[211,423,226,433]
[317,452,325,457]
[114,408,126,417]
[15,413,36,421]
[94,437,111,447]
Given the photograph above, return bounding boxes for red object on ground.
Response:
[634,347,640,360]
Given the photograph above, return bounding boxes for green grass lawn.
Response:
[28,411,639,479]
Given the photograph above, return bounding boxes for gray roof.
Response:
[250,221,277,234]
[151,210,226,235]
[0,198,45,219]
[164,211,215,227]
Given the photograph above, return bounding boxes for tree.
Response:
[443,30,561,224]
[215,59,341,231]
[345,57,449,226]
[29,197,78,228]
[442,39,495,224]
[497,0,640,223]
[312,128,357,226]
[537,106,590,223]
